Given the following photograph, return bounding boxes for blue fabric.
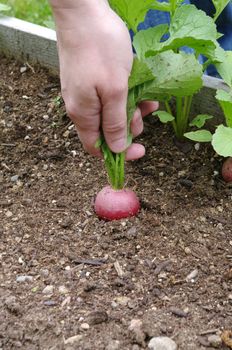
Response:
[137,1,232,76]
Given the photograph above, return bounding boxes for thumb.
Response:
[101,80,128,153]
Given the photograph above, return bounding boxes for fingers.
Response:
[130,101,159,138]
[130,108,143,138]
[65,98,102,157]
[101,74,128,153]
[127,101,159,161]
[139,101,159,117]
[126,143,145,160]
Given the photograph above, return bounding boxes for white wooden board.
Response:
[0,16,59,73]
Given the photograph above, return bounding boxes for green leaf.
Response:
[212,125,232,156]
[216,89,232,127]
[134,5,218,59]
[189,114,214,128]
[0,3,11,12]
[209,44,226,64]
[133,24,169,60]
[167,5,217,55]
[212,0,231,21]
[215,51,232,88]
[128,57,155,90]
[184,130,213,142]
[150,1,171,12]
[108,0,159,32]
[138,51,203,100]
[153,110,175,123]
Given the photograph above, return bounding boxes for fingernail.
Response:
[111,138,126,153]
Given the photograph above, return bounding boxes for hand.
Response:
[51,0,158,160]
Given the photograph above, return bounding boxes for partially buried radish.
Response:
[222,157,232,182]
[94,138,140,220]
[94,186,140,220]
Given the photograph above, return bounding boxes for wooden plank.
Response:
[192,75,229,120]
[0,16,59,73]
[0,15,229,120]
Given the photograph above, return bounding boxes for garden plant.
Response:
[94,0,232,220]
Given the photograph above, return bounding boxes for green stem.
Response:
[175,96,193,138]
[101,142,125,190]
[170,0,177,16]
[119,152,125,188]
[165,100,177,134]
[202,58,212,72]
[185,95,193,125]
[175,96,183,138]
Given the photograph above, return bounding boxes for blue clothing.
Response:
[138,1,232,76]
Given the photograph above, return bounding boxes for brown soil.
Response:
[0,56,232,350]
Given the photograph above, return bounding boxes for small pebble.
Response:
[5,210,13,218]
[80,323,90,331]
[114,296,131,306]
[63,130,69,138]
[43,164,48,171]
[129,319,146,346]
[20,66,27,73]
[111,301,118,309]
[207,334,222,348]
[184,247,191,254]
[105,340,120,350]
[58,285,69,294]
[178,170,186,177]
[194,143,200,151]
[42,285,54,294]
[61,296,71,307]
[43,114,49,120]
[64,335,83,345]
[44,300,57,307]
[132,346,140,350]
[71,150,77,157]
[148,336,177,350]
[217,206,223,213]
[16,275,33,283]
[10,175,19,182]
[186,269,198,282]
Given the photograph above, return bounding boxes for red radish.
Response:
[222,157,232,182]
[94,186,140,220]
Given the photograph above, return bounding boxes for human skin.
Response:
[49,0,158,160]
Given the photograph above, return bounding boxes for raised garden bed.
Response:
[0,17,232,350]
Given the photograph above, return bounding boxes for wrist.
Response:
[49,0,109,15]
[50,0,110,29]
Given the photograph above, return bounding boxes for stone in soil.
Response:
[80,323,90,331]
[42,285,54,294]
[207,334,222,348]
[105,340,120,350]
[148,336,177,350]
[16,275,33,283]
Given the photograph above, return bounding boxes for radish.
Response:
[222,157,232,182]
[94,139,140,220]
[94,186,140,220]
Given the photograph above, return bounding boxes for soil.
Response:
[0,56,232,350]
